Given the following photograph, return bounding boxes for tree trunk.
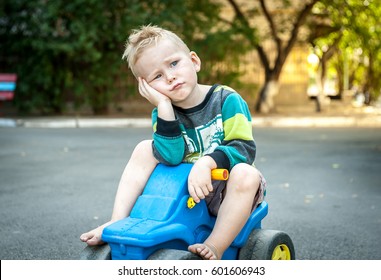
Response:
[227,0,319,114]
[255,79,280,113]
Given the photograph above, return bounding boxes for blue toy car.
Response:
[80,163,295,260]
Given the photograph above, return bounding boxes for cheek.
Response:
[187,68,198,82]
[185,63,199,78]
[149,81,170,95]
[149,82,161,91]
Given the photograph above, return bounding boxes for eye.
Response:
[170,60,178,67]
[153,74,162,80]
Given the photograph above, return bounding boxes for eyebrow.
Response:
[163,52,181,64]
[146,52,183,80]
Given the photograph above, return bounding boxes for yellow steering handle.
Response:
[211,168,229,181]
[187,168,229,209]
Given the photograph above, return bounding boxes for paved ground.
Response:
[0,126,380,260]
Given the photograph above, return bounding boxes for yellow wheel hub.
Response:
[272,244,291,260]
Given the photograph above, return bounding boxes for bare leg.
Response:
[80,140,158,246]
[188,163,261,259]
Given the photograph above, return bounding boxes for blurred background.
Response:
[1,0,380,117]
[1,0,381,261]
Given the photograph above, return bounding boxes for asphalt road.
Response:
[0,127,380,260]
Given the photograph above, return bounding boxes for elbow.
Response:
[152,138,185,165]
[163,150,184,166]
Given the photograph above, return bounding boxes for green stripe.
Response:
[152,108,158,132]
[223,113,253,141]
[221,93,252,122]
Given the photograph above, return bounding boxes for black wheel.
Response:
[238,229,295,260]
[79,244,112,260]
[148,249,202,260]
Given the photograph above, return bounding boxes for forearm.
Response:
[157,99,175,121]
[151,107,185,165]
[197,155,217,170]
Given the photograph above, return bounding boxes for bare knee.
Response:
[131,140,158,165]
[132,140,153,157]
[134,140,152,153]
[229,163,261,194]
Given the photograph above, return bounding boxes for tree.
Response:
[224,0,319,113]
[308,0,381,109]
[0,0,227,114]
[307,15,342,111]
[0,0,149,114]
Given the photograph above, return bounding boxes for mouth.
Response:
[170,82,184,91]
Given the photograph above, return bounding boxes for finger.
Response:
[140,78,152,92]
[199,184,210,197]
[195,186,206,200]
[139,77,150,91]
[206,182,213,193]
[138,77,145,94]
[188,186,200,203]
[138,78,148,96]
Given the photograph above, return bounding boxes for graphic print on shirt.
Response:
[183,114,224,163]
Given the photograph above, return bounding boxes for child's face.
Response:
[133,39,201,104]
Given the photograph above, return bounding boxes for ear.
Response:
[190,51,201,72]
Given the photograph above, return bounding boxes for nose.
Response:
[166,73,176,84]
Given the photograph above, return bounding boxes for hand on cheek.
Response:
[138,77,170,107]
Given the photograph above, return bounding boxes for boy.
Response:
[80,25,266,260]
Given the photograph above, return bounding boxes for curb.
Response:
[0,117,152,128]
[251,115,381,127]
[1,115,381,128]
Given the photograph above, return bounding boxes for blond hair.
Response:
[122,25,190,77]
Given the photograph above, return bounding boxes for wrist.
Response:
[157,99,175,121]
[198,155,217,170]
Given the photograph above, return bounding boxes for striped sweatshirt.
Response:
[152,84,256,171]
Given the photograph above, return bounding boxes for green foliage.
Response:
[311,0,381,99]
[1,0,380,114]
[1,0,145,113]
[0,0,251,114]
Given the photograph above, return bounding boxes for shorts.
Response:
[205,171,267,217]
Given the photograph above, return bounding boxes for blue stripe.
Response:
[0,82,16,91]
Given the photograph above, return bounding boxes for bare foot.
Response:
[188,243,220,260]
[80,226,106,246]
